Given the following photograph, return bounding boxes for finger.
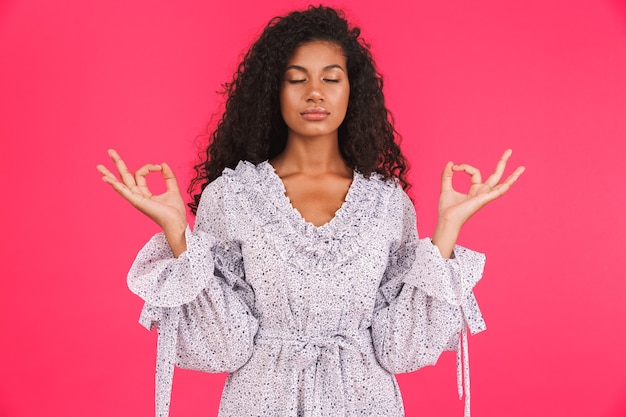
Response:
[501,165,526,187]
[160,162,181,194]
[485,149,513,187]
[452,163,482,185]
[108,149,137,188]
[97,163,126,187]
[101,170,154,210]
[96,163,116,179]
[99,167,135,199]
[481,165,526,203]
[440,161,454,192]
[134,164,163,197]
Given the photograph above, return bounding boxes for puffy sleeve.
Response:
[371,188,486,417]
[127,177,258,417]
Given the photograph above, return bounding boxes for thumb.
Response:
[160,162,181,195]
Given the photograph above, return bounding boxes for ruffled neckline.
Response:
[222,160,395,272]
[260,160,359,232]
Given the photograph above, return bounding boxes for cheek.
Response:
[340,86,350,112]
[280,89,297,112]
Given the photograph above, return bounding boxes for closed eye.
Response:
[286,79,306,84]
[323,79,340,83]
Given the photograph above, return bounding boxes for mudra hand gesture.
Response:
[96,149,188,256]
[432,149,525,258]
[97,148,524,259]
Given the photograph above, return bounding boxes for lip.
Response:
[301,107,330,121]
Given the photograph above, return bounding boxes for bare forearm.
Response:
[431,220,461,259]
[163,221,188,258]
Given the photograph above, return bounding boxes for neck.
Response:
[271,133,350,176]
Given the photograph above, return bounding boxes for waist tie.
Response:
[255,328,373,417]
[255,328,372,370]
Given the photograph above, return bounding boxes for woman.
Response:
[97,6,524,417]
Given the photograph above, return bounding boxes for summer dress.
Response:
[128,160,487,417]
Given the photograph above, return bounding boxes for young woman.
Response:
[97,6,524,417]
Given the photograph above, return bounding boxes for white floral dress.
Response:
[128,161,486,417]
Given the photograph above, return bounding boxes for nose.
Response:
[306,79,324,103]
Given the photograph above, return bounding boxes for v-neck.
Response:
[261,161,359,231]
[221,160,395,272]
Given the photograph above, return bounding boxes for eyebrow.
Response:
[284,64,346,73]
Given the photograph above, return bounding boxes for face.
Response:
[280,40,350,141]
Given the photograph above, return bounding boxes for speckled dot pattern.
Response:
[128,161,487,417]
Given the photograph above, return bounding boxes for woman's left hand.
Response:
[432,149,525,258]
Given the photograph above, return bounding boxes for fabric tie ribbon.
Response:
[256,328,372,417]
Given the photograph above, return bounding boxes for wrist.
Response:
[434,216,461,237]
[163,221,188,258]
[432,220,461,259]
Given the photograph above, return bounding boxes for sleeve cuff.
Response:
[402,238,486,314]
[127,226,216,307]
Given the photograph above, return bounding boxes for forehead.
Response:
[286,40,346,68]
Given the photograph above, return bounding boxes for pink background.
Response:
[1,0,625,416]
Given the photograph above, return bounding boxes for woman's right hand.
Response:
[97,149,188,256]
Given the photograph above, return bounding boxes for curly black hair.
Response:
[188,5,410,214]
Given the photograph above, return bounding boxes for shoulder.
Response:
[362,173,416,231]
[195,161,267,236]
[359,171,398,191]
[196,160,276,223]
[195,162,253,216]
[350,172,411,229]
[218,160,273,190]
[200,160,269,198]
[359,172,410,209]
